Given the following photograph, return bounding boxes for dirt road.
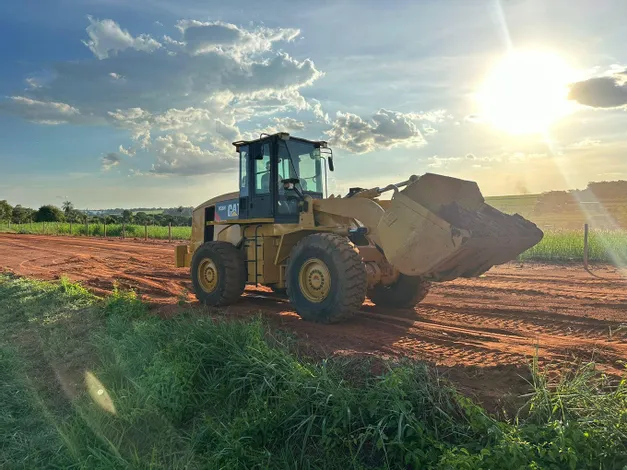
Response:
[1,233,626,409]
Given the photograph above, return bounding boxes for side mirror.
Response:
[328,156,335,172]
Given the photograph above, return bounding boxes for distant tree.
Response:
[35,205,65,222]
[134,211,150,225]
[105,215,119,224]
[66,209,84,223]
[0,200,12,222]
[62,200,74,217]
[160,214,174,227]
[586,180,627,200]
[121,210,133,223]
[11,205,35,224]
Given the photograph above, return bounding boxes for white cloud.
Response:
[1,17,323,176]
[428,152,544,169]
[272,116,305,131]
[101,152,121,170]
[25,77,42,89]
[118,145,136,156]
[310,98,329,123]
[428,155,462,168]
[568,138,602,149]
[177,20,299,57]
[83,16,161,59]
[0,96,81,124]
[326,108,428,154]
[151,132,237,175]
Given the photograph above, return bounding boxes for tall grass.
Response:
[0,221,190,240]
[1,222,626,263]
[0,274,626,469]
[520,229,627,263]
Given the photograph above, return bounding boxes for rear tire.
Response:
[368,275,431,309]
[286,233,366,323]
[191,241,246,306]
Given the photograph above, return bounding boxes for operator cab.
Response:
[233,133,333,223]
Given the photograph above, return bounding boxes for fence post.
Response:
[168,223,172,242]
[70,221,72,235]
[104,220,107,238]
[583,223,589,271]
[85,218,89,237]
[145,223,148,241]
[122,222,125,239]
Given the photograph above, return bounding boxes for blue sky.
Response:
[1,0,627,209]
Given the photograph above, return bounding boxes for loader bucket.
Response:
[376,173,543,281]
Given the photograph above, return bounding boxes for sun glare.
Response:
[477,50,576,134]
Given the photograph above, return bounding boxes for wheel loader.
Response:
[174,132,543,323]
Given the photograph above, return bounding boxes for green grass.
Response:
[1,221,626,264]
[1,274,626,469]
[520,229,627,263]
[0,221,191,240]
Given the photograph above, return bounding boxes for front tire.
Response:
[368,274,431,309]
[286,233,366,323]
[191,241,246,306]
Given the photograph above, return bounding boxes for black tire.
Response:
[286,233,366,323]
[191,241,246,306]
[368,275,431,309]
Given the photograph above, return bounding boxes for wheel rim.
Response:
[197,258,219,293]
[298,257,331,303]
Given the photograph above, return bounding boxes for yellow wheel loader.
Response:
[175,132,543,323]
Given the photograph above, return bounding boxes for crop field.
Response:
[2,221,626,264]
[520,229,627,263]
[485,194,627,230]
[0,221,190,240]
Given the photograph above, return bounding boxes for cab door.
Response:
[247,140,274,219]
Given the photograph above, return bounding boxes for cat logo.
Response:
[227,203,239,217]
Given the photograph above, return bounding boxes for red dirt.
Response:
[2,233,626,412]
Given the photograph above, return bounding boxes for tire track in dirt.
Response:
[1,233,626,408]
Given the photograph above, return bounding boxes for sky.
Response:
[1,0,627,209]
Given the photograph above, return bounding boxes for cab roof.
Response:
[232,132,327,150]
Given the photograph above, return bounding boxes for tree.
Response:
[134,212,150,225]
[66,209,84,223]
[105,215,119,224]
[62,200,74,217]
[121,210,133,223]
[0,200,12,222]
[12,205,35,224]
[35,205,65,222]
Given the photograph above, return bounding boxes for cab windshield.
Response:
[278,139,323,194]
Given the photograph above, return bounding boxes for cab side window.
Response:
[239,145,249,197]
[255,143,271,195]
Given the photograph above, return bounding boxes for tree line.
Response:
[0,201,192,227]
[535,180,627,213]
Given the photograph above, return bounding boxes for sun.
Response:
[477,50,577,134]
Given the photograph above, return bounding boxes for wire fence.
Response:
[0,221,191,241]
[0,221,626,264]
